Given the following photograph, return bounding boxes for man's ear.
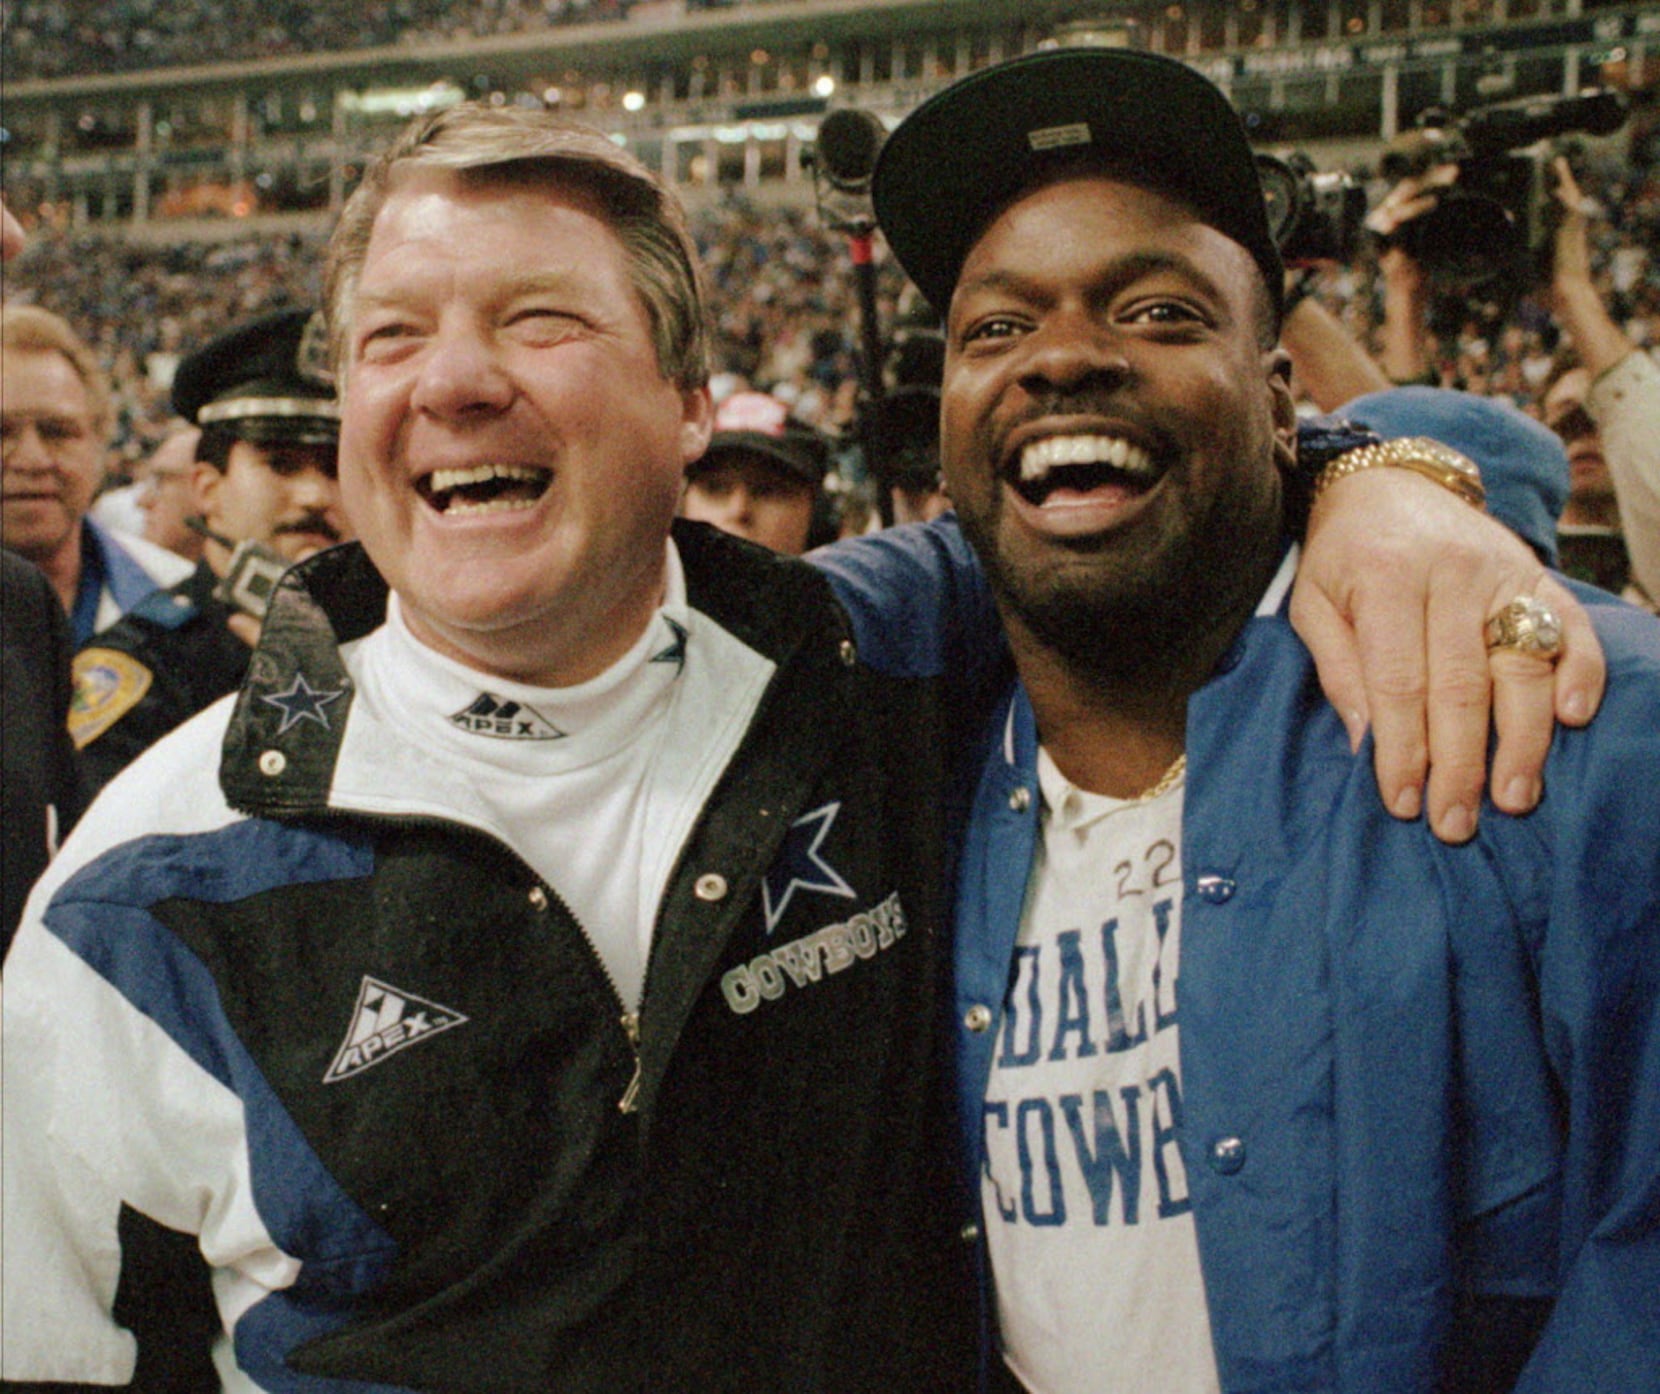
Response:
[679,385,715,468]
[1265,348,1298,475]
[191,460,223,526]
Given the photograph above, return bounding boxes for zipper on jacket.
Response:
[618,1011,643,1114]
[516,866,646,1116]
[294,808,650,1124]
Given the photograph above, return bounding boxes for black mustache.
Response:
[274,515,342,543]
[1021,384,1136,420]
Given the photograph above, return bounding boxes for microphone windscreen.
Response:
[816,109,887,187]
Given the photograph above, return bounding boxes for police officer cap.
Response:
[172,308,339,446]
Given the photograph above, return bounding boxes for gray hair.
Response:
[324,103,709,390]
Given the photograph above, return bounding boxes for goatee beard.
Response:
[984,544,1223,690]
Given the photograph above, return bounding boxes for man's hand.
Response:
[227,611,262,648]
[1549,155,1598,294]
[1363,163,1460,241]
[1292,469,1605,842]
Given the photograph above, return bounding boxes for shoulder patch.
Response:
[70,647,154,748]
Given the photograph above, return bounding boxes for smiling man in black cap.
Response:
[812,43,1660,1394]
[69,307,348,791]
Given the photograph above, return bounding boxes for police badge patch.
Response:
[69,648,154,749]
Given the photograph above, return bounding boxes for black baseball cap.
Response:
[872,47,1285,321]
[690,391,830,487]
[172,308,339,447]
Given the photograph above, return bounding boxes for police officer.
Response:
[70,307,346,793]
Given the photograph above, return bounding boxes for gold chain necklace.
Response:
[1131,753,1187,803]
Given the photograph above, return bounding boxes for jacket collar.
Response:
[220,524,848,821]
[221,542,383,818]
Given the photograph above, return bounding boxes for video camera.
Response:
[1255,152,1369,266]
[1375,88,1627,290]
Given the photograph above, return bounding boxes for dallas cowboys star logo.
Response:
[762,802,857,933]
[260,673,345,734]
[651,616,688,669]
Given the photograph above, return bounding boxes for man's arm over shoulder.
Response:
[808,514,1003,683]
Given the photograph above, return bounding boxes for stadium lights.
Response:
[339,82,463,116]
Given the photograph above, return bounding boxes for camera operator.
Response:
[1362,164,1460,389]
[1359,91,1629,394]
[1545,155,1659,609]
[69,308,348,793]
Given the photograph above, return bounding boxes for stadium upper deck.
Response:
[2,0,1654,236]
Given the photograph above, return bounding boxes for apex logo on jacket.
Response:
[324,976,468,1083]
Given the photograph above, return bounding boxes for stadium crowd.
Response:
[2,0,771,79]
[4,120,1655,475]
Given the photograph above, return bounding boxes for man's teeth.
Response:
[428,463,543,493]
[1019,435,1152,482]
[447,495,539,516]
[425,462,549,516]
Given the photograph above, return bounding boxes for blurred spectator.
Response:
[872,384,951,526]
[0,196,85,960]
[1341,384,1569,567]
[871,307,953,523]
[1543,155,1659,609]
[0,305,192,645]
[136,423,207,562]
[1,552,85,957]
[681,390,834,554]
[1547,350,1620,534]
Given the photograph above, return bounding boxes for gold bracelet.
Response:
[1311,436,1486,508]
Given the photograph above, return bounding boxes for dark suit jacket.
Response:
[2,547,84,957]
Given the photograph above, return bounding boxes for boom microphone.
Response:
[814,109,887,193]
